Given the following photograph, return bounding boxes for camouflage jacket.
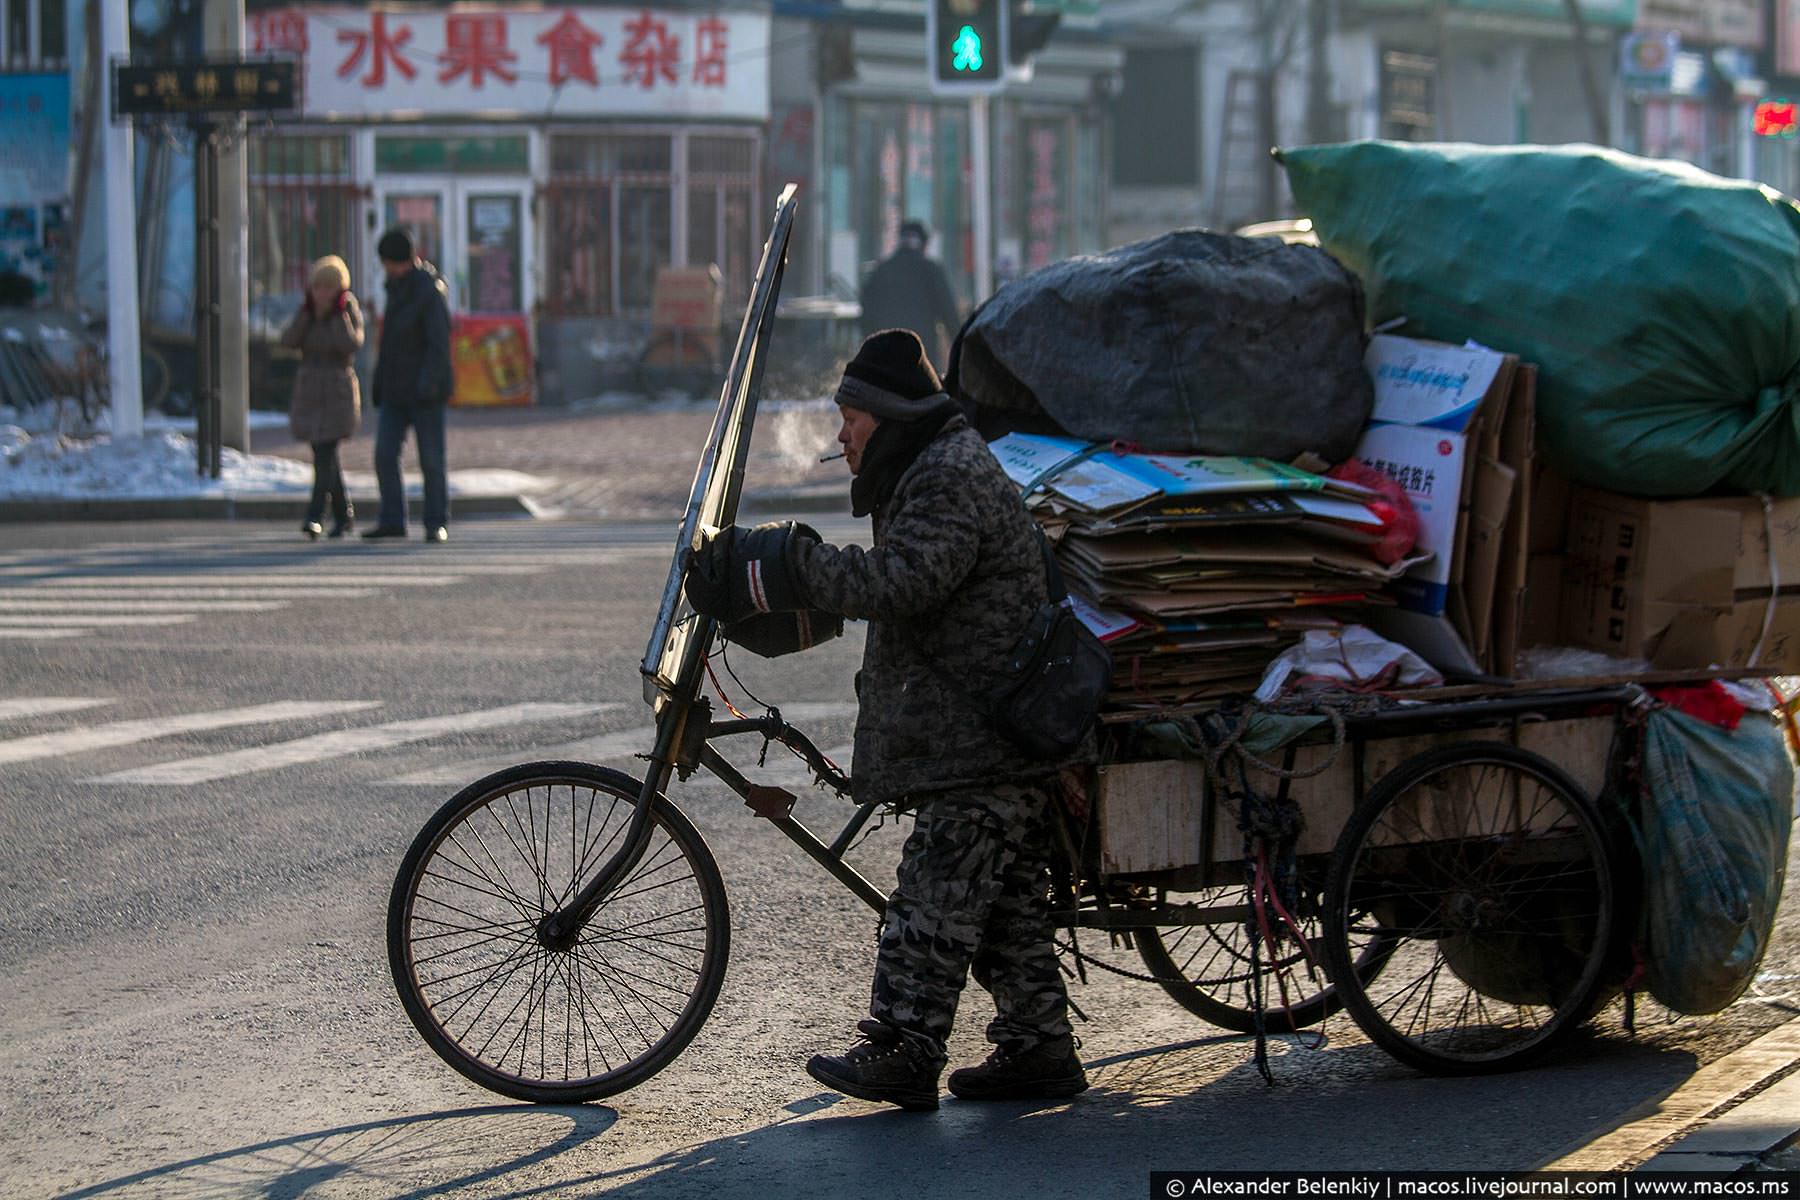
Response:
[795,415,1090,807]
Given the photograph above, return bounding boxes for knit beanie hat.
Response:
[835,329,947,420]
[377,229,415,264]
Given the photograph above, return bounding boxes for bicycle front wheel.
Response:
[388,761,730,1103]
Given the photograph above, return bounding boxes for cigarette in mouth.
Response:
[818,451,847,462]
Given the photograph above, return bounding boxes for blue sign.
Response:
[0,72,72,205]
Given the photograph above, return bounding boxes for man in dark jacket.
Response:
[685,329,1088,1111]
[859,220,962,372]
[364,228,453,543]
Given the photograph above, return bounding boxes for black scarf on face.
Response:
[850,399,960,518]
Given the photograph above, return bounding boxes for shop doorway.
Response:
[374,178,536,406]
[374,178,534,316]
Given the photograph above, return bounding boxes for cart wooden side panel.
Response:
[1095,714,1616,877]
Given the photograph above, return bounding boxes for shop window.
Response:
[551,134,672,176]
[840,97,974,304]
[547,129,755,318]
[547,131,675,317]
[541,183,613,317]
[1111,46,1198,186]
[3,0,62,64]
[1019,114,1072,272]
[688,134,759,306]
[246,133,360,319]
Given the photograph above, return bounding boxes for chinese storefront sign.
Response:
[249,6,768,121]
[451,315,534,406]
[1621,32,1679,92]
[1634,0,1765,49]
[113,59,300,116]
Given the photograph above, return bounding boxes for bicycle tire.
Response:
[1322,742,1617,1075]
[388,761,730,1103]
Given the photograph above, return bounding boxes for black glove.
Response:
[721,609,844,658]
[684,521,818,623]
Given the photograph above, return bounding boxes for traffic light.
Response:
[1008,1,1061,66]
[929,0,1007,94]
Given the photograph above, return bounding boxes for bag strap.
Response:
[1034,524,1069,604]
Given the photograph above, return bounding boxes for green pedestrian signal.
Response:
[952,25,984,72]
[929,0,1006,93]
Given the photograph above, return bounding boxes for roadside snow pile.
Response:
[0,429,313,497]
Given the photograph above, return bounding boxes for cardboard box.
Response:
[1521,553,1567,648]
[1562,487,1800,667]
[1649,594,1800,671]
[1354,337,1536,677]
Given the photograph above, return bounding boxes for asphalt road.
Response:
[0,519,1796,1199]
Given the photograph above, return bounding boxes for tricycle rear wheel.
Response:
[1322,743,1616,1075]
[1135,879,1393,1033]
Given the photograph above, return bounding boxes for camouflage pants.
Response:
[868,780,1072,1063]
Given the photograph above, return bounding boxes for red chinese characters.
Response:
[537,11,606,87]
[248,11,307,55]
[439,14,519,87]
[693,16,728,87]
[336,12,417,87]
[620,10,680,90]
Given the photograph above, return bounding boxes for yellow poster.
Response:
[450,314,533,407]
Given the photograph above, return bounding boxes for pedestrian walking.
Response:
[683,328,1091,1111]
[280,255,363,540]
[364,228,453,544]
[859,220,963,372]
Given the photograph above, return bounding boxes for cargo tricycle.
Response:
[385,188,1774,1103]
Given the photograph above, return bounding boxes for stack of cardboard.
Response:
[990,435,1420,707]
[986,333,1545,707]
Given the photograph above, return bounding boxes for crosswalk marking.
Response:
[0,600,286,613]
[92,701,616,785]
[0,588,378,601]
[0,629,82,639]
[0,574,463,588]
[0,701,381,767]
[382,701,860,787]
[0,614,196,627]
[0,698,112,721]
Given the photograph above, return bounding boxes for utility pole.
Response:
[970,93,993,302]
[206,0,249,453]
[101,2,143,440]
[1561,0,1610,144]
[1305,0,1335,145]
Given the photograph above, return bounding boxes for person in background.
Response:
[281,255,364,540]
[859,219,963,373]
[364,228,453,544]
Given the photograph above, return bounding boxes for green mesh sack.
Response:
[1635,707,1792,1015]
[1280,141,1800,497]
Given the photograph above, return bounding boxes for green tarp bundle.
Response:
[1280,141,1800,497]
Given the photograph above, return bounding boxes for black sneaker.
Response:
[361,527,406,540]
[805,1022,944,1112]
[947,1035,1089,1101]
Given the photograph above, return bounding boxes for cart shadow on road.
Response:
[42,1033,1710,1198]
[51,1105,617,1200]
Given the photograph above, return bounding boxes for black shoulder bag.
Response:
[981,528,1113,759]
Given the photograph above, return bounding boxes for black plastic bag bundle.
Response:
[950,230,1373,461]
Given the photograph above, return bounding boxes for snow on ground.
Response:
[0,404,551,500]
[0,429,313,498]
